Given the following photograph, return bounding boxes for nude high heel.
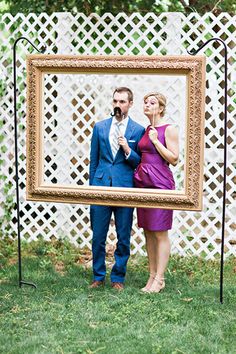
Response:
[148,276,165,293]
[140,273,156,292]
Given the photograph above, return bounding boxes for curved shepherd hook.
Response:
[13,37,46,288]
[187,38,228,304]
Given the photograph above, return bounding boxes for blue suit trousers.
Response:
[90,205,134,283]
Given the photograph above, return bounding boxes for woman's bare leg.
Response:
[149,230,170,293]
[141,230,157,291]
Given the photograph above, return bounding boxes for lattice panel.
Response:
[0,12,235,259]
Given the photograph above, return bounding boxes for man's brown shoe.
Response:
[89,280,105,289]
[111,282,124,291]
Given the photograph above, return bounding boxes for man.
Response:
[89,87,145,290]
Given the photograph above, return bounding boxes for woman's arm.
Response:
[149,125,179,166]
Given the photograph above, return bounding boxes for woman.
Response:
[134,92,179,293]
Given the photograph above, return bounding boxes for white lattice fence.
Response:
[0,12,235,259]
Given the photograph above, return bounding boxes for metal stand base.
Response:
[20,281,37,289]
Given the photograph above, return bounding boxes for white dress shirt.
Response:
[109,116,130,158]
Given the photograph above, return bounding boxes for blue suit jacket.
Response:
[89,117,145,187]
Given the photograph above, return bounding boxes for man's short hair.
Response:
[113,87,133,102]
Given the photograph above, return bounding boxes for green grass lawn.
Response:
[0,239,236,354]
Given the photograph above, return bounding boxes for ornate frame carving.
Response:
[26,54,205,210]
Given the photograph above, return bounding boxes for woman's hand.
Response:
[148,126,158,144]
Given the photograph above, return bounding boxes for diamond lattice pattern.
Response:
[0,12,235,259]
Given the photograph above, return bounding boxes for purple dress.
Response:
[134,124,175,231]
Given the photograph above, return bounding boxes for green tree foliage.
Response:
[1,0,236,15]
[182,0,236,14]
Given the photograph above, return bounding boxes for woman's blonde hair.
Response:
[144,92,166,117]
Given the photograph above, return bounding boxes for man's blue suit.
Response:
[89,116,145,283]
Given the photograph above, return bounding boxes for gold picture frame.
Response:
[26,54,206,210]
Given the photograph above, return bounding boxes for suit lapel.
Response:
[103,118,113,160]
[124,117,135,142]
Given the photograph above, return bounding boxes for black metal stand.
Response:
[187,38,228,304]
[13,37,45,288]
[12,36,228,299]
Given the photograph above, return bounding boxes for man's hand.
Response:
[118,136,131,155]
